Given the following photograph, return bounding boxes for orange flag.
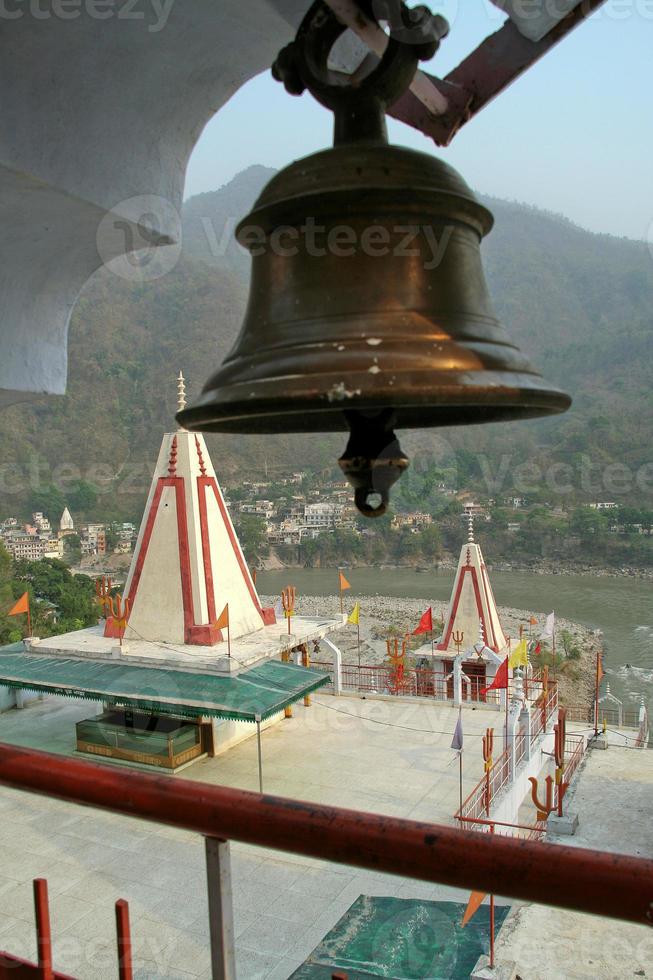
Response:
[215,603,229,630]
[462,890,487,927]
[8,592,29,617]
[529,616,538,626]
[339,571,351,591]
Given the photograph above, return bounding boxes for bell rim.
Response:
[178,378,572,435]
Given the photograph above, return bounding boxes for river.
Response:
[257,567,652,712]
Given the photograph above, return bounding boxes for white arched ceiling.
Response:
[0,0,310,407]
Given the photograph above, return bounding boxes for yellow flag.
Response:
[462,890,487,927]
[347,602,360,626]
[508,637,528,668]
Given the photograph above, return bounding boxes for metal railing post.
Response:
[205,837,236,980]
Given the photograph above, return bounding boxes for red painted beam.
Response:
[389,0,609,145]
[0,743,651,926]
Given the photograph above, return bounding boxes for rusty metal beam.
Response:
[0,743,651,926]
[389,0,609,145]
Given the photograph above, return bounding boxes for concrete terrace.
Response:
[499,744,653,979]
[0,692,499,979]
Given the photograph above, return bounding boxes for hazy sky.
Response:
[186,1,651,241]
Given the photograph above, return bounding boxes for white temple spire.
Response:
[177,371,187,430]
[467,512,475,543]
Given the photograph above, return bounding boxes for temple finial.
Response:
[467,512,475,544]
[177,371,187,430]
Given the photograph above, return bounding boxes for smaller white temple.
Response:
[59,507,74,534]
[438,515,508,655]
[431,515,509,701]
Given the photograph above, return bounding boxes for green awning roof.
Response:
[0,644,329,722]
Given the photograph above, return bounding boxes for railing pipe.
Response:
[0,744,651,927]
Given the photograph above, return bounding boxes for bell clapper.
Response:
[338,408,409,518]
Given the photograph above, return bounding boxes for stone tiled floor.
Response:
[0,694,498,979]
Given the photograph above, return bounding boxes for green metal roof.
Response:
[0,644,329,722]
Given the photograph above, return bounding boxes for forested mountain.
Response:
[1,163,651,523]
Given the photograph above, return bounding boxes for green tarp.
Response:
[290,896,510,979]
[0,643,328,722]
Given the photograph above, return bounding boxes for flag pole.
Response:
[489,824,496,969]
[338,569,343,615]
[458,747,463,818]
[357,619,361,670]
[594,649,601,738]
[27,599,32,639]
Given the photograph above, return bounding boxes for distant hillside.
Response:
[0,163,651,523]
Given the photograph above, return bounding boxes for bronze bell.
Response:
[178,1,571,517]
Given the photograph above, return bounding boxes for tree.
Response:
[104,527,119,553]
[62,533,82,567]
[235,515,267,564]
[0,543,22,644]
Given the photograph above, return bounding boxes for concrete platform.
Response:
[31,615,346,675]
[497,743,653,979]
[0,693,502,979]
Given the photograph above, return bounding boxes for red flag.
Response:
[412,607,433,635]
[533,641,541,655]
[481,657,508,695]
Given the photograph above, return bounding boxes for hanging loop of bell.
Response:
[272,2,448,146]
[177,0,571,519]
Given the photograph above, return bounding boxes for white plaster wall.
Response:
[126,483,185,643]
[0,1,310,405]
[490,730,555,826]
[212,711,285,756]
[205,488,264,640]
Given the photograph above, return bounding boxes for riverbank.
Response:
[260,593,601,711]
[259,553,653,581]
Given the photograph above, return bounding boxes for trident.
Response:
[529,772,568,822]
[94,576,112,619]
[281,585,296,635]
[452,629,464,657]
[482,727,494,816]
[106,593,130,648]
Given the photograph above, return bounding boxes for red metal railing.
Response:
[456,748,512,824]
[0,878,133,979]
[488,748,511,801]
[0,743,651,931]
[458,815,547,842]
[514,726,528,768]
[563,734,585,786]
[312,661,451,700]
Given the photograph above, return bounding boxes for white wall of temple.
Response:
[210,711,285,757]
[204,482,264,640]
[490,729,555,827]
[125,482,186,644]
